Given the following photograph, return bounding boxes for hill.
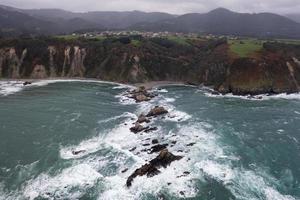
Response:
[0,5,300,39]
[133,8,300,38]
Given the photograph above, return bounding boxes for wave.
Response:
[0,81,24,96]
[205,91,300,101]
[23,164,102,200]
[21,86,296,199]
[0,79,132,96]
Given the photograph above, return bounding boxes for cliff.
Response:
[0,37,299,95]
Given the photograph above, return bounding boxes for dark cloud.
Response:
[1,0,300,14]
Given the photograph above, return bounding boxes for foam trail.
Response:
[0,79,133,96]
[0,81,24,96]
[205,91,300,101]
[23,164,102,200]
[60,112,137,160]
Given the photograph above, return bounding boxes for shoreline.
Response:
[0,78,188,89]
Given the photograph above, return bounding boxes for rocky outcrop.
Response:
[127,86,157,102]
[126,149,183,187]
[130,122,149,134]
[146,106,168,117]
[137,114,150,124]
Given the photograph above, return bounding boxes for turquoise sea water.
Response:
[0,80,300,200]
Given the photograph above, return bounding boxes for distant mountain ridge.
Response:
[0,5,300,38]
[286,14,300,23]
[132,8,300,38]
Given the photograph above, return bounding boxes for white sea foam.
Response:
[205,91,300,101]
[57,88,295,199]
[0,81,24,96]
[97,112,135,124]
[23,164,102,200]
[112,85,133,90]
[0,79,132,96]
[60,112,137,160]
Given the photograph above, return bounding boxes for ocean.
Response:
[0,80,299,200]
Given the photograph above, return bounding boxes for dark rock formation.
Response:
[150,144,168,154]
[72,150,86,155]
[23,81,32,86]
[130,122,148,133]
[127,86,157,102]
[144,127,158,133]
[137,114,150,124]
[126,149,183,187]
[152,139,159,144]
[146,106,168,117]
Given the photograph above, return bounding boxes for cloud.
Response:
[1,0,300,14]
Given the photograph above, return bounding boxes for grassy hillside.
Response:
[229,39,263,57]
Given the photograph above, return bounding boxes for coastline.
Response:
[0,78,188,89]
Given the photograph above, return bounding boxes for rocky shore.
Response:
[120,86,190,187]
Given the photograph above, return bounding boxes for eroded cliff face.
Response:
[0,48,27,79]
[217,43,300,95]
[0,38,299,95]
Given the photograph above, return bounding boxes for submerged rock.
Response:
[146,106,168,117]
[126,149,182,187]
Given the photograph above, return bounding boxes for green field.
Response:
[275,39,300,45]
[229,39,263,57]
[166,36,190,46]
[131,39,142,47]
[55,35,80,40]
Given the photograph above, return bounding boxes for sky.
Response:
[1,0,300,14]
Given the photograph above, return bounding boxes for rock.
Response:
[127,86,157,103]
[150,144,168,154]
[126,149,183,187]
[72,150,85,155]
[187,142,196,147]
[152,139,159,144]
[137,114,150,123]
[23,81,32,86]
[177,171,191,178]
[180,191,185,196]
[129,147,136,152]
[144,127,158,133]
[130,122,148,133]
[146,106,168,117]
[135,94,151,102]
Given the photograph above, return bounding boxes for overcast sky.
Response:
[1,0,300,14]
